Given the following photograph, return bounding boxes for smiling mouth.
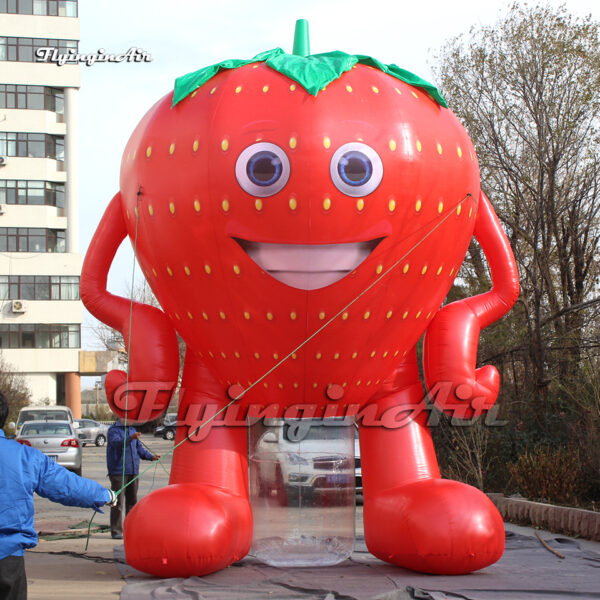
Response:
[234,237,383,290]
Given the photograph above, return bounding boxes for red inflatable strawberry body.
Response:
[81,21,519,579]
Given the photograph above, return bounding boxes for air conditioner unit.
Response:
[0,156,6,167]
[11,299,26,313]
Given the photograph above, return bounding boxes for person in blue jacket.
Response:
[0,392,116,600]
[106,419,159,539]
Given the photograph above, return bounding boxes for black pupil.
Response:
[344,157,367,181]
[338,151,372,186]
[247,151,281,186]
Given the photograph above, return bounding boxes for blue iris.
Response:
[337,151,373,186]
[246,151,283,187]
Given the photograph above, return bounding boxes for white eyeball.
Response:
[330,142,383,197]
[235,142,290,197]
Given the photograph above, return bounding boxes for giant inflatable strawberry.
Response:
[82,21,519,577]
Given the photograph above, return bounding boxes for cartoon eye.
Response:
[235,142,290,197]
[330,142,383,197]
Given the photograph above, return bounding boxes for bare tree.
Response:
[0,353,31,432]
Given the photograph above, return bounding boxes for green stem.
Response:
[293,19,310,57]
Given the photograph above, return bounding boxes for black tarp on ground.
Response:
[116,531,600,600]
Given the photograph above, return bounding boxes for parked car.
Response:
[74,418,108,447]
[16,406,74,434]
[154,413,177,440]
[16,420,82,476]
[251,419,362,504]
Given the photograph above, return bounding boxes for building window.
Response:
[0,132,64,160]
[0,228,66,252]
[0,85,64,113]
[0,180,65,207]
[0,37,78,62]
[0,1,77,16]
[0,324,80,349]
[0,275,79,300]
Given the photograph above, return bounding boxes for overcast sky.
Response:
[76,0,600,356]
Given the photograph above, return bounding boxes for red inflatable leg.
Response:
[360,348,505,575]
[123,353,252,577]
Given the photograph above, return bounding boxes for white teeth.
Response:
[235,239,381,290]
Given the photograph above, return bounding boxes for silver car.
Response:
[74,418,108,447]
[16,420,82,476]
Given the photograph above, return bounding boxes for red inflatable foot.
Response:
[123,483,252,577]
[364,479,504,574]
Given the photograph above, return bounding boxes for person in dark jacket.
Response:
[0,393,115,600]
[106,419,159,539]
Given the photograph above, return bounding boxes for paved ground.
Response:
[24,435,600,600]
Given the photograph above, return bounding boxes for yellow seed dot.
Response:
[415,199,422,212]
[289,196,297,210]
[394,350,400,357]
[273,353,279,359]
[403,311,409,319]
[175,313,180,320]
[134,206,138,218]
[370,350,376,358]
[187,311,194,320]
[146,146,152,158]
[437,266,443,275]
[169,202,175,214]
[184,265,191,276]
[389,139,397,151]
[148,205,154,216]
[221,139,229,151]
[263,382,268,388]
[193,139,199,152]
[323,136,331,149]
[210,87,217,94]
[313,382,318,389]
[342,312,349,320]
[235,86,242,94]
[166,266,173,276]
[219,311,226,320]
[383,351,389,357]
[469,207,473,219]
[233,264,240,275]
[416,139,422,152]
[289,137,297,149]
[262,85,269,93]
[204,264,211,274]
[352,352,358,359]
[449,267,455,277]
[323,197,331,210]
[132,150,137,160]
[244,311,250,320]
[364,311,371,319]
[386,310,393,319]
[346,85,353,93]
[457,205,462,216]
[319,311,326,320]
[221,352,226,359]
[202,312,208,320]
[290,311,297,320]
[366,381,372,386]
[438,201,444,214]
[356,198,365,211]
[376,264,383,275]
[289,84,296,91]
[372,86,379,94]
[278,383,284,390]
[437,143,443,155]
[169,143,175,155]
[412,91,419,99]
[395,87,402,95]
[234,351,240,358]
[193,199,201,212]
[191,90,198,98]
[316,352,322,360]
[356,380,361,386]
[403,263,410,274]
[255,199,263,211]
[254,352,260,359]
[389,199,396,212]
[426,312,432,319]
[267,312,273,321]
[293,382,299,389]
[416,310,422,319]
[152,268,157,277]
[222,199,230,212]
[292,353,297,360]
[334,352,340,360]
[457,145,463,158]
[421,265,428,275]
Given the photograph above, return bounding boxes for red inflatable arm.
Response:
[81,193,179,422]
[423,192,519,418]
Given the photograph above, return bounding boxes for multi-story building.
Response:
[0,0,83,414]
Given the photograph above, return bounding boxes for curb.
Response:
[488,493,600,541]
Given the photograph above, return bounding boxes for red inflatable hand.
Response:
[81,193,179,423]
[423,193,519,419]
